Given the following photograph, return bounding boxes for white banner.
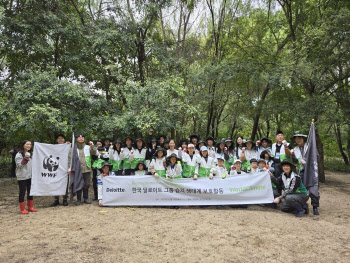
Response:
[31,142,71,196]
[102,172,274,206]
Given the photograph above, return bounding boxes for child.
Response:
[149,146,167,178]
[135,161,147,176]
[196,140,207,153]
[166,153,182,179]
[272,160,309,217]
[182,144,198,178]
[206,136,216,158]
[194,146,215,179]
[131,137,147,171]
[97,161,113,206]
[256,136,272,156]
[260,150,274,169]
[229,159,246,176]
[212,156,228,179]
[240,138,257,171]
[163,139,170,150]
[248,158,259,173]
[215,139,231,171]
[120,136,134,175]
[109,139,123,175]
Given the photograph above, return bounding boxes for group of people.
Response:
[14,129,320,217]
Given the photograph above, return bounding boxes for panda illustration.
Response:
[43,155,60,172]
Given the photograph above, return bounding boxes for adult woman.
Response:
[15,140,37,214]
[240,138,257,171]
[166,139,179,157]
[272,160,309,217]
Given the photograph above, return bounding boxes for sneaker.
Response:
[296,210,304,217]
[313,207,319,215]
[63,199,68,206]
[75,200,82,206]
[84,199,92,204]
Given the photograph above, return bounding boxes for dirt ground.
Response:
[0,171,349,263]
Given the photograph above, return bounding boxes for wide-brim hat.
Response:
[245,138,256,147]
[218,139,226,146]
[260,136,272,143]
[206,136,214,142]
[293,131,307,138]
[124,136,133,143]
[260,150,273,160]
[99,161,112,172]
[225,138,233,143]
[166,153,181,162]
[154,146,165,156]
[189,134,199,140]
[179,139,188,145]
[135,161,147,171]
[113,138,122,144]
[197,139,206,145]
[135,137,145,143]
[250,158,258,163]
[278,159,295,169]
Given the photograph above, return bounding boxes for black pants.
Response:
[92,169,98,199]
[300,170,320,207]
[18,179,33,203]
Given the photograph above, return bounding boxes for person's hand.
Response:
[178,147,182,151]
[121,148,124,153]
[66,141,71,144]
[110,145,113,150]
[89,141,93,146]
[282,140,287,146]
[154,173,159,178]
[103,173,108,177]
[273,197,281,204]
[209,174,213,179]
[224,147,227,151]
[300,159,306,165]
[256,140,261,146]
[68,169,72,175]
[130,150,134,154]
[25,152,31,158]
[99,200,103,206]
[193,174,198,180]
[242,147,246,153]
[153,144,156,149]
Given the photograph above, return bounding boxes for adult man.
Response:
[51,134,70,206]
[272,130,292,178]
[292,131,320,215]
[70,133,97,205]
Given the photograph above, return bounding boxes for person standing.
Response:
[292,131,320,215]
[15,140,37,214]
[70,133,97,205]
[51,134,70,206]
[271,130,292,177]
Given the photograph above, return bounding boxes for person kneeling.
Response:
[272,160,309,217]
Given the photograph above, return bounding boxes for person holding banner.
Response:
[181,144,197,178]
[229,159,246,176]
[15,140,37,214]
[149,146,166,178]
[291,130,320,215]
[272,160,309,217]
[212,156,228,179]
[194,146,215,179]
[165,153,182,179]
[97,161,113,206]
[135,161,148,176]
[51,134,70,207]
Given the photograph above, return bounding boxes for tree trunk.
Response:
[251,84,270,140]
[334,124,349,165]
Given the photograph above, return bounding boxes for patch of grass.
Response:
[324,157,350,173]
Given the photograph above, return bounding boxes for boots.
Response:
[83,189,92,204]
[63,198,68,206]
[27,200,37,212]
[75,190,82,206]
[313,206,319,215]
[19,202,29,214]
[295,204,304,217]
[51,198,60,207]
[303,203,309,214]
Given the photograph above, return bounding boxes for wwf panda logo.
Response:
[43,155,60,172]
